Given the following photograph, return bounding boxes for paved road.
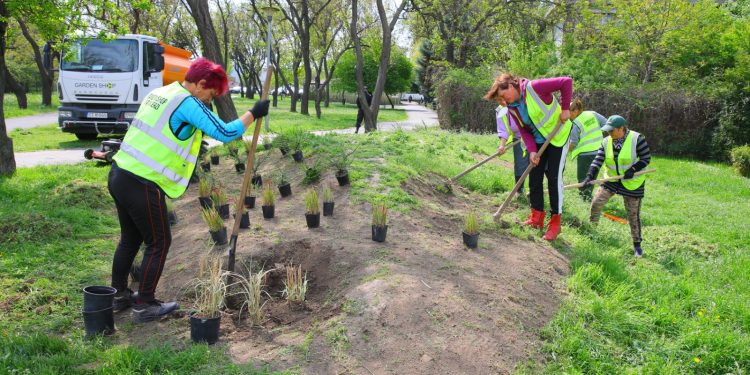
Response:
[15,103,439,168]
[6,112,58,131]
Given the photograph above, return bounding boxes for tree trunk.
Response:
[0,1,17,176]
[300,35,311,116]
[386,94,394,109]
[4,67,27,109]
[16,18,53,106]
[272,64,278,107]
[183,0,237,122]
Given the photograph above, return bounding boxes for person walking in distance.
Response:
[582,115,652,257]
[108,58,270,321]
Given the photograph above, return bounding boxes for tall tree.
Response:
[274,0,334,116]
[351,0,409,132]
[182,0,238,122]
[14,19,51,106]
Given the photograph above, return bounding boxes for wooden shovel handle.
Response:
[493,122,563,221]
[449,140,520,183]
[227,66,274,272]
[563,168,656,190]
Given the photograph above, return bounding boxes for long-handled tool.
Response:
[493,120,564,221]
[438,140,520,193]
[227,66,274,273]
[562,168,656,190]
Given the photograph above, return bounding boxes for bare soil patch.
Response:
[112,151,569,374]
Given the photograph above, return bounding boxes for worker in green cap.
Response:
[582,115,652,257]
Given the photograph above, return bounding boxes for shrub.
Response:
[372,204,387,227]
[211,185,228,206]
[262,184,275,206]
[200,207,224,231]
[435,68,495,133]
[198,178,212,198]
[322,186,334,203]
[192,256,229,318]
[464,211,479,235]
[282,264,308,303]
[304,189,319,215]
[730,145,750,177]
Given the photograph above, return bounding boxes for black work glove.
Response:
[623,167,636,180]
[581,176,593,187]
[249,99,270,119]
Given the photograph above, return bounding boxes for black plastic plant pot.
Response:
[82,307,115,338]
[234,163,245,173]
[323,202,335,216]
[238,211,250,229]
[372,225,388,242]
[190,313,220,345]
[292,150,304,162]
[210,155,219,165]
[264,143,272,151]
[201,162,211,172]
[336,171,350,186]
[462,231,479,249]
[262,205,275,219]
[305,213,320,228]
[217,204,230,220]
[251,175,263,186]
[280,147,289,156]
[168,211,178,226]
[83,285,116,311]
[209,227,228,245]
[244,196,256,209]
[278,183,292,198]
[198,197,213,210]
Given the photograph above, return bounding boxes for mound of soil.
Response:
[116,151,569,374]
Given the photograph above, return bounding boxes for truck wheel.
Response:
[75,133,97,140]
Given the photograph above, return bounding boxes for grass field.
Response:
[9,99,407,153]
[2,127,748,373]
[3,93,59,119]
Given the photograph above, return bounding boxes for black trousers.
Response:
[107,164,172,302]
[528,142,569,215]
[355,109,364,131]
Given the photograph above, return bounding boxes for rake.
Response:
[437,140,520,193]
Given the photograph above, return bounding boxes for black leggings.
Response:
[107,164,172,302]
[529,142,569,215]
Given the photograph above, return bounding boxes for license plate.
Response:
[87,112,108,119]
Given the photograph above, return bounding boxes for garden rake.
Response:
[437,140,520,193]
[227,66,274,273]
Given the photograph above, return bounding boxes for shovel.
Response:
[562,168,656,190]
[227,66,274,273]
[438,140,520,193]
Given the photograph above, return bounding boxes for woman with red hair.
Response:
[108,57,269,322]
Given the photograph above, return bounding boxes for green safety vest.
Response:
[523,81,572,147]
[113,82,202,198]
[496,105,515,144]
[570,111,603,158]
[603,130,645,191]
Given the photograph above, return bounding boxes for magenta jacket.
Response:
[509,77,573,153]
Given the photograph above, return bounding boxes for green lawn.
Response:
[10,124,101,152]
[3,93,59,119]
[9,98,407,153]
[2,128,748,373]
[231,97,408,134]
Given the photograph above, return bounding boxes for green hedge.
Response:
[434,68,750,160]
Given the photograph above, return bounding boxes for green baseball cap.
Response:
[601,115,627,132]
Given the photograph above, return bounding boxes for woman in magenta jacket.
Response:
[485,73,573,241]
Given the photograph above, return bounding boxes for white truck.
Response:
[56,34,192,140]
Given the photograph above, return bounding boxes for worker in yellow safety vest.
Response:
[108,58,270,321]
[567,98,606,201]
[582,115,652,257]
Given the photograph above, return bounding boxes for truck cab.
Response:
[57,35,189,140]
